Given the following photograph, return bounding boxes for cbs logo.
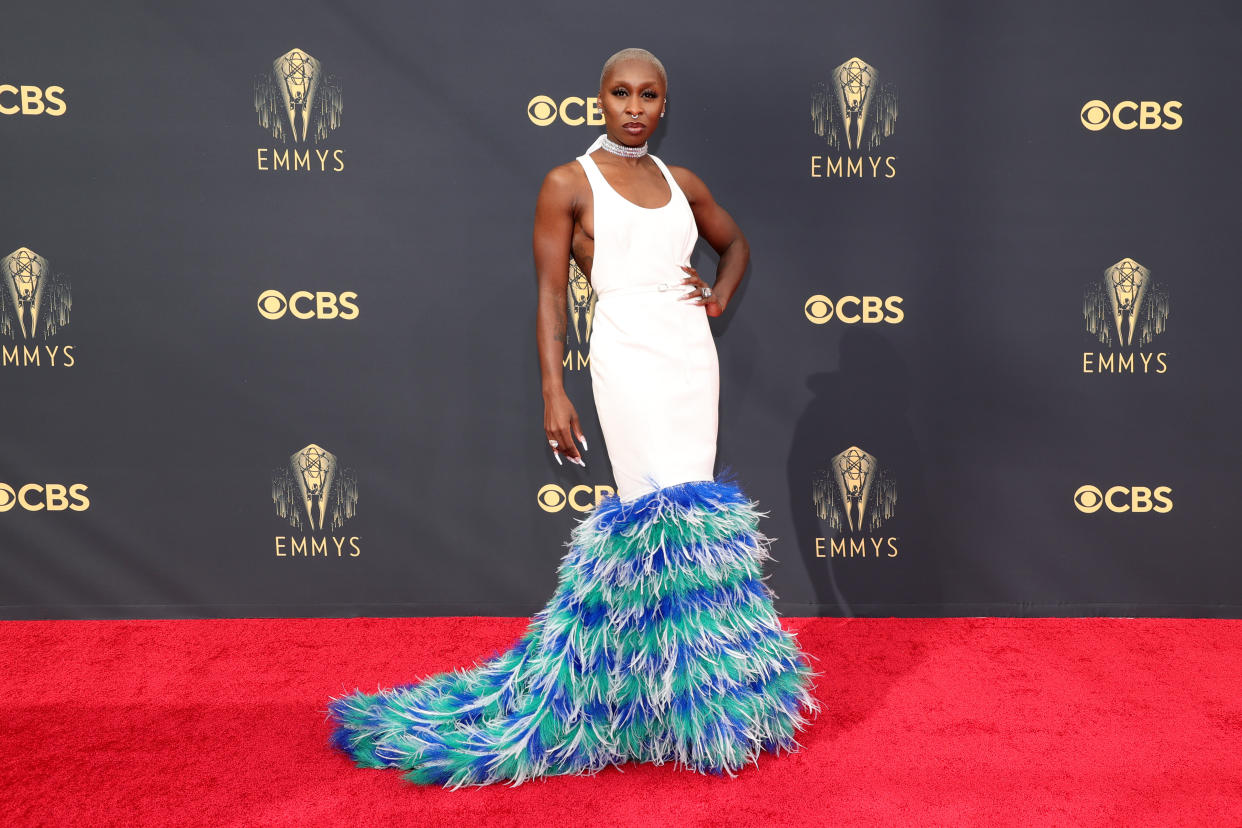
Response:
[804,295,904,325]
[1080,100,1182,132]
[537,483,615,513]
[1073,485,1173,514]
[257,290,359,320]
[0,483,90,512]
[0,85,66,116]
[527,95,604,127]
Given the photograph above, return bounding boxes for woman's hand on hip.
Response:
[678,265,725,317]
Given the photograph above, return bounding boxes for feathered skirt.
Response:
[324,477,820,787]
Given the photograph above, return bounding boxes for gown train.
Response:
[325,475,820,787]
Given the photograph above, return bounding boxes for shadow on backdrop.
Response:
[786,327,939,615]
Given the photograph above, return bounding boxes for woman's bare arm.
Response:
[532,164,586,463]
[671,166,750,316]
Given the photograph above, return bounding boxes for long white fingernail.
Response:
[553,451,562,465]
[578,434,589,451]
[572,457,586,468]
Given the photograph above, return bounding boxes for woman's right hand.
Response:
[543,389,587,467]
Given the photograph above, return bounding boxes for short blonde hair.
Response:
[599,48,667,91]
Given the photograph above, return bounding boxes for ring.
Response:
[548,440,558,448]
[701,286,713,298]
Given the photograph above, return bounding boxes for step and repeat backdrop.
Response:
[3,0,1240,618]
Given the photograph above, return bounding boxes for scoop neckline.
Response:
[585,151,674,211]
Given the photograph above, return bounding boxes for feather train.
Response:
[325,477,820,787]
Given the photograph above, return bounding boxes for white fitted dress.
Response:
[576,136,719,501]
[326,141,821,787]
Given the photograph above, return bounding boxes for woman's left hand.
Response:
[678,265,725,317]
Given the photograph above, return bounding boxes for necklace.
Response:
[599,134,648,158]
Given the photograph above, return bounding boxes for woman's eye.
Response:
[642,91,658,99]
[611,89,627,97]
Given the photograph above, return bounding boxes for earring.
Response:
[660,111,665,118]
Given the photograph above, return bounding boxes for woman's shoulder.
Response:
[661,160,710,200]
[536,159,590,205]
[541,158,589,187]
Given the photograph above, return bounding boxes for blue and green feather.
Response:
[325,476,820,787]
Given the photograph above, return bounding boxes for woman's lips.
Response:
[622,122,645,132]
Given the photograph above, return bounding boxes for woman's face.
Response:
[598,58,666,146]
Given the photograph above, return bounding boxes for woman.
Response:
[326,48,819,788]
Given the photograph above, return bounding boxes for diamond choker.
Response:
[599,134,648,158]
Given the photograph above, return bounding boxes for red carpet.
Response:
[2,617,1240,827]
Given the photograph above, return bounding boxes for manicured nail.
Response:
[578,434,589,451]
[553,451,562,465]
[572,457,586,468]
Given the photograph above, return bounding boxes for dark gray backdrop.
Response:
[2,0,1239,618]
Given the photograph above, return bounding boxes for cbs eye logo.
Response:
[0,483,90,512]
[1073,484,1173,514]
[527,95,604,127]
[804,295,904,325]
[537,483,615,513]
[0,85,67,116]
[257,290,359,320]
[1080,100,1182,132]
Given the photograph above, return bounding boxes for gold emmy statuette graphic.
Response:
[255,48,343,144]
[1084,258,1169,348]
[812,446,897,533]
[1,247,70,341]
[566,257,596,349]
[273,444,358,532]
[811,57,898,152]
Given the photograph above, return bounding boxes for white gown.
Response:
[576,135,720,501]
[325,136,819,788]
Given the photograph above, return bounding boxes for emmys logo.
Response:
[1,247,75,368]
[0,483,89,513]
[527,95,604,127]
[537,483,615,513]
[564,258,596,370]
[254,48,345,172]
[810,57,898,179]
[1082,257,1169,374]
[804,294,903,325]
[272,443,360,557]
[812,446,899,558]
[257,290,359,320]
[1080,100,1182,132]
[0,85,66,116]
[1073,485,1173,514]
